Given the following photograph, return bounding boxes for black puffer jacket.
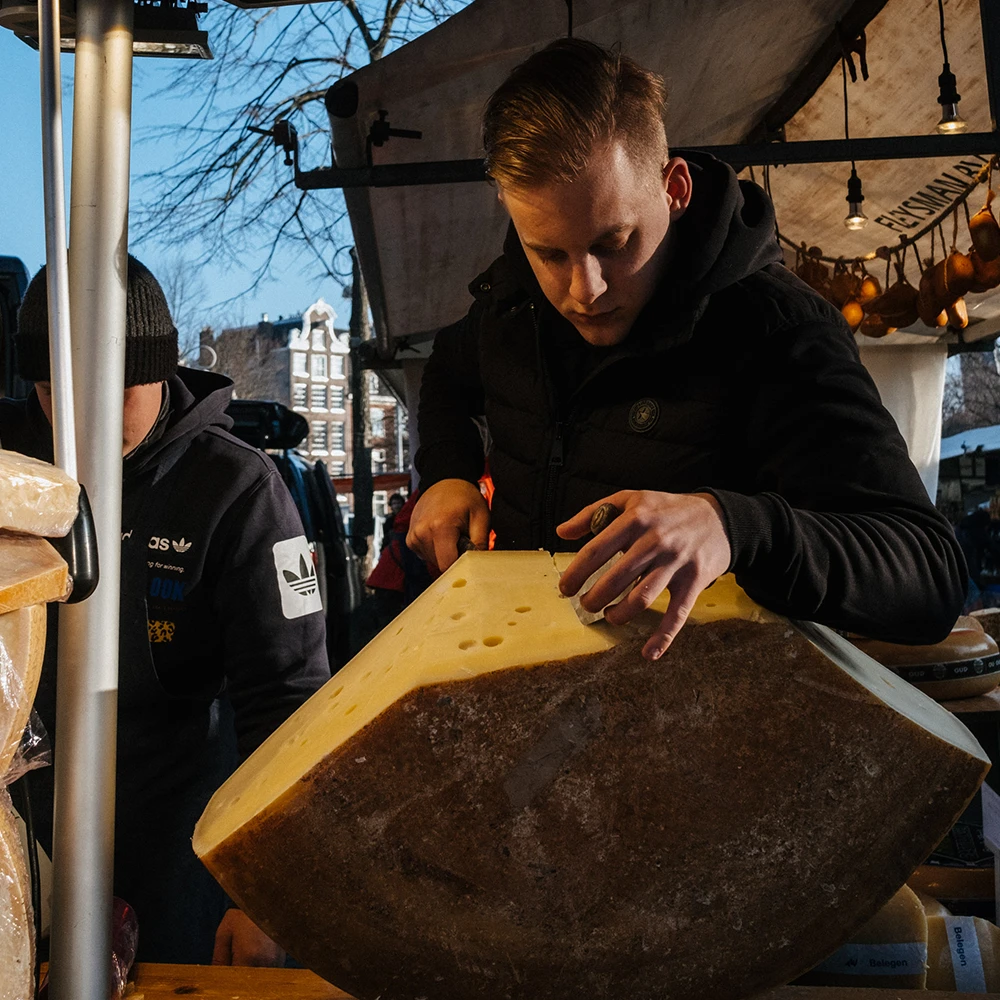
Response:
[415,152,966,644]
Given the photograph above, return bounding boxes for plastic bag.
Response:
[36,897,139,1000]
[0,604,48,785]
[0,449,80,538]
[0,787,35,1000]
[3,712,53,789]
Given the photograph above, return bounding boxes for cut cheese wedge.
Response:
[0,533,69,615]
[797,884,927,988]
[0,793,34,1000]
[195,551,989,1000]
[0,605,46,779]
[0,449,79,538]
[927,914,1000,990]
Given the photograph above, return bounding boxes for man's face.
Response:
[35,380,164,457]
[498,141,692,346]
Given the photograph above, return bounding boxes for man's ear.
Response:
[662,157,693,220]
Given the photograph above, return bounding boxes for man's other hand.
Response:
[212,908,286,967]
[557,491,731,661]
[407,479,491,572]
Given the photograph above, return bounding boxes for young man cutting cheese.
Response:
[0,256,330,965]
[407,38,966,659]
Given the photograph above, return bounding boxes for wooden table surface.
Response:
[123,964,995,999]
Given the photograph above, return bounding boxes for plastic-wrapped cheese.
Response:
[927,914,1000,990]
[0,606,46,780]
[0,450,78,537]
[0,533,69,615]
[195,552,990,1000]
[798,884,927,988]
[0,792,33,1000]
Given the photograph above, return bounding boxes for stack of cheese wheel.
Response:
[915,886,1000,990]
[0,450,78,1000]
[851,616,1000,701]
[195,558,990,1000]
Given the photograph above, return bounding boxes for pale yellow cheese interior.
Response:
[0,605,47,779]
[0,534,69,615]
[0,449,79,537]
[195,553,987,857]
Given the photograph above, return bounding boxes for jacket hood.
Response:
[474,151,783,337]
[129,367,235,478]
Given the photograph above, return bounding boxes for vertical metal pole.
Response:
[981,0,1000,133]
[37,0,77,479]
[49,1,132,998]
[349,247,374,559]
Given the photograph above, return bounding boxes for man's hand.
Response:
[407,478,491,573]
[212,908,286,967]
[557,491,731,661]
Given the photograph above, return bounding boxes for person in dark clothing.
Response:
[957,494,1000,590]
[407,39,966,660]
[0,256,330,964]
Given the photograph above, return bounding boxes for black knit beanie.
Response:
[15,255,179,386]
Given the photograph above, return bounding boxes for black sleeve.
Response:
[211,470,331,758]
[414,308,487,489]
[706,317,966,644]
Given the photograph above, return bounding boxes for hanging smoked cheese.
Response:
[970,189,1000,262]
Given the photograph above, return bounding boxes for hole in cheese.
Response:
[451,612,465,620]
[345,705,357,716]
[452,579,467,588]
[515,606,531,613]
[483,636,503,647]
[459,640,476,650]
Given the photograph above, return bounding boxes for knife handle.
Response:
[457,534,480,554]
[589,502,622,537]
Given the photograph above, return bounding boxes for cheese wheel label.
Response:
[945,916,987,992]
[812,942,927,976]
[893,654,1000,683]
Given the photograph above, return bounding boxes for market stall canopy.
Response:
[332,0,997,349]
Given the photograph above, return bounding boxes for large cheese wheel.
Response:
[0,793,33,1000]
[914,889,952,917]
[0,449,78,538]
[927,913,1000,990]
[0,533,69,615]
[797,884,927,988]
[194,553,989,1000]
[852,627,1000,700]
[0,605,46,780]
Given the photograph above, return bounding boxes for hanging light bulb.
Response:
[934,0,968,133]
[844,166,868,231]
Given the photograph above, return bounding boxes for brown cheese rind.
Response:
[199,617,989,1000]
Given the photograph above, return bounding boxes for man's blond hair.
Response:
[483,38,669,189]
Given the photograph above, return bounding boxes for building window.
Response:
[293,383,307,408]
[370,408,385,437]
[310,421,328,452]
[311,353,328,379]
[372,448,387,474]
[329,385,345,410]
[367,373,380,395]
[311,324,326,351]
[329,355,344,377]
[329,461,345,476]
[310,385,327,410]
[293,352,308,376]
[329,421,345,452]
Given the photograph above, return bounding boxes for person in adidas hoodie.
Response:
[0,256,330,964]
[407,39,967,660]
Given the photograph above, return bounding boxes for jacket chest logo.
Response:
[628,398,660,433]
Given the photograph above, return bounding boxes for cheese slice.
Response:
[0,793,34,1000]
[0,605,47,779]
[797,884,927,989]
[0,449,79,538]
[927,914,1000,990]
[0,533,69,615]
[195,552,989,1000]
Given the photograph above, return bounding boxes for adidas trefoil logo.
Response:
[172,537,193,554]
[283,554,318,597]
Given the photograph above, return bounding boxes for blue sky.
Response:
[0,20,348,334]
